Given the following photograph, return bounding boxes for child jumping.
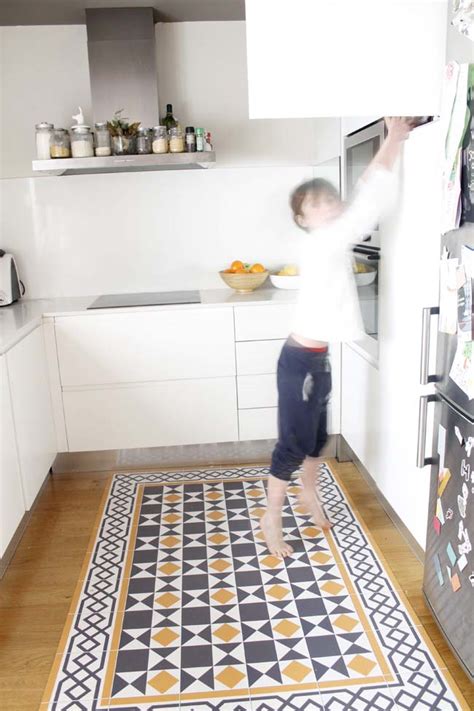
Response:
[261,117,414,558]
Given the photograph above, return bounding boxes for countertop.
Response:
[0,283,377,355]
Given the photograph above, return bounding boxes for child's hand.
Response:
[384,117,414,142]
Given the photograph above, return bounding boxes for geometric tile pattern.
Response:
[40,465,468,711]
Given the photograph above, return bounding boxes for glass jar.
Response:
[94,122,111,157]
[136,128,152,155]
[35,122,54,160]
[152,126,168,154]
[111,134,136,155]
[169,127,185,154]
[50,128,71,159]
[70,126,94,158]
[185,127,196,153]
[195,128,205,152]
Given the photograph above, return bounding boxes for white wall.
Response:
[0,22,340,298]
[445,4,474,63]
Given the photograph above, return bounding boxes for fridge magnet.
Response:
[446,507,454,520]
[462,481,469,501]
[438,468,451,496]
[447,542,457,566]
[458,493,467,519]
[439,254,460,333]
[466,436,474,457]
[446,565,452,579]
[433,554,444,585]
[458,520,464,540]
[469,572,474,587]
[433,515,441,535]
[458,554,468,572]
[451,573,461,592]
[454,425,464,445]
[449,341,474,400]
[436,498,445,525]
[438,424,447,471]
[461,458,471,482]
[459,527,472,555]
[456,264,472,342]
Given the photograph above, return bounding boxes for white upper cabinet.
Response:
[245,0,448,119]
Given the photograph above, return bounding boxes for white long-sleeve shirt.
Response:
[292,167,397,343]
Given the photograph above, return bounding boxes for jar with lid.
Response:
[185,127,196,153]
[94,122,111,156]
[50,128,71,158]
[70,125,94,158]
[152,126,168,154]
[169,127,185,153]
[136,127,152,155]
[35,122,54,159]
[195,128,205,152]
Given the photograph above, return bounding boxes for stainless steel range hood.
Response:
[86,7,159,128]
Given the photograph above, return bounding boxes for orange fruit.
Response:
[223,268,235,273]
[235,267,247,273]
[250,263,265,273]
[231,260,244,271]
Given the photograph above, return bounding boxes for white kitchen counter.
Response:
[0,283,377,356]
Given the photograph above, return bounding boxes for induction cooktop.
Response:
[87,290,201,310]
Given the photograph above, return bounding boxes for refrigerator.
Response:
[419,222,474,680]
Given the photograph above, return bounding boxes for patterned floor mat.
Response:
[40,464,468,710]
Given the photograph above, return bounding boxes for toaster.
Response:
[0,250,25,306]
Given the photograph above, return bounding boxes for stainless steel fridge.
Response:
[418,223,474,680]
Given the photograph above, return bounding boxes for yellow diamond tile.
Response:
[321,581,344,595]
[207,511,225,521]
[250,507,265,518]
[215,666,245,689]
[260,555,282,569]
[213,624,240,642]
[148,670,178,693]
[212,589,235,605]
[311,552,332,565]
[247,488,263,498]
[302,526,320,537]
[161,535,180,548]
[287,486,300,495]
[155,592,179,608]
[294,505,308,515]
[159,562,180,576]
[164,493,181,503]
[163,513,181,524]
[348,655,377,676]
[333,614,359,632]
[282,661,312,682]
[152,628,179,646]
[267,584,290,600]
[210,559,231,572]
[274,620,299,637]
[209,533,228,545]
[255,531,266,542]
[206,491,222,500]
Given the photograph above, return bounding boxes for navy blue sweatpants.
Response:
[270,337,332,481]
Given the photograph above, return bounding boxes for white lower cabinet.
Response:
[6,326,56,509]
[0,356,25,558]
[238,374,278,410]
[239,408,278,441]
[63,377,238,451]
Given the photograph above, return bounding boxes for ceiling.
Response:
[0,0,246,25]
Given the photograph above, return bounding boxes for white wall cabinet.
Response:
[0,355,25,558]
[6,326,57,509]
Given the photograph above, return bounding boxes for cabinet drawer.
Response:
[237,374,277,409]
[55,308,235,387]
[236,339,284,375]
[234,305,295,341]
[63,377,238,452]
[239,408,278,441]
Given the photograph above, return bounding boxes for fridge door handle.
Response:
[416,394,438,468]
[420,306,440,385]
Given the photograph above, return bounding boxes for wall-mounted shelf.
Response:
[32,151,216,176]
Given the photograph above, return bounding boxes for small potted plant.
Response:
[107,109,141,155]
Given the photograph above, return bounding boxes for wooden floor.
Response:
[0,459,472,710]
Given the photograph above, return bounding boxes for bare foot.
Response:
[297,489,332,530]
[260,513,294,558]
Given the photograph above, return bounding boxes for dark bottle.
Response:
[161,104,178,132]
[185,126,196,153]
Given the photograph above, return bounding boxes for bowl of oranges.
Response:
[220,261,269,293]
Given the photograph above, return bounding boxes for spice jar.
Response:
[152,126,168,154]
[185,127,196,153]
[168,127,184,153]
[50,128,71,158]
[136,127,152,155]
[70,125,94,158]
[35,122,54,160]
[94,122,111,156]
[195,128,205,152]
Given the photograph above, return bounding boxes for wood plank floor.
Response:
[0,459,472,710]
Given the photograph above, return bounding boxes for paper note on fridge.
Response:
[439,254,460,334]
[449,340,474,399]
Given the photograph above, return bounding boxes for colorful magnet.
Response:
[433,516,441,535]
[458,554,468,571]
[438,469,451,496]
[433,554,444,585]
[446,508,454,520]
[447,542,457,566]
[436,498,445,525]
[451,573,461,592]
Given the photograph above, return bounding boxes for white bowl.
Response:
[270,274,301,290]
[354,270,376,286]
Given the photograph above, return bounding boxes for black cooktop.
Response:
[87,290,201,310]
